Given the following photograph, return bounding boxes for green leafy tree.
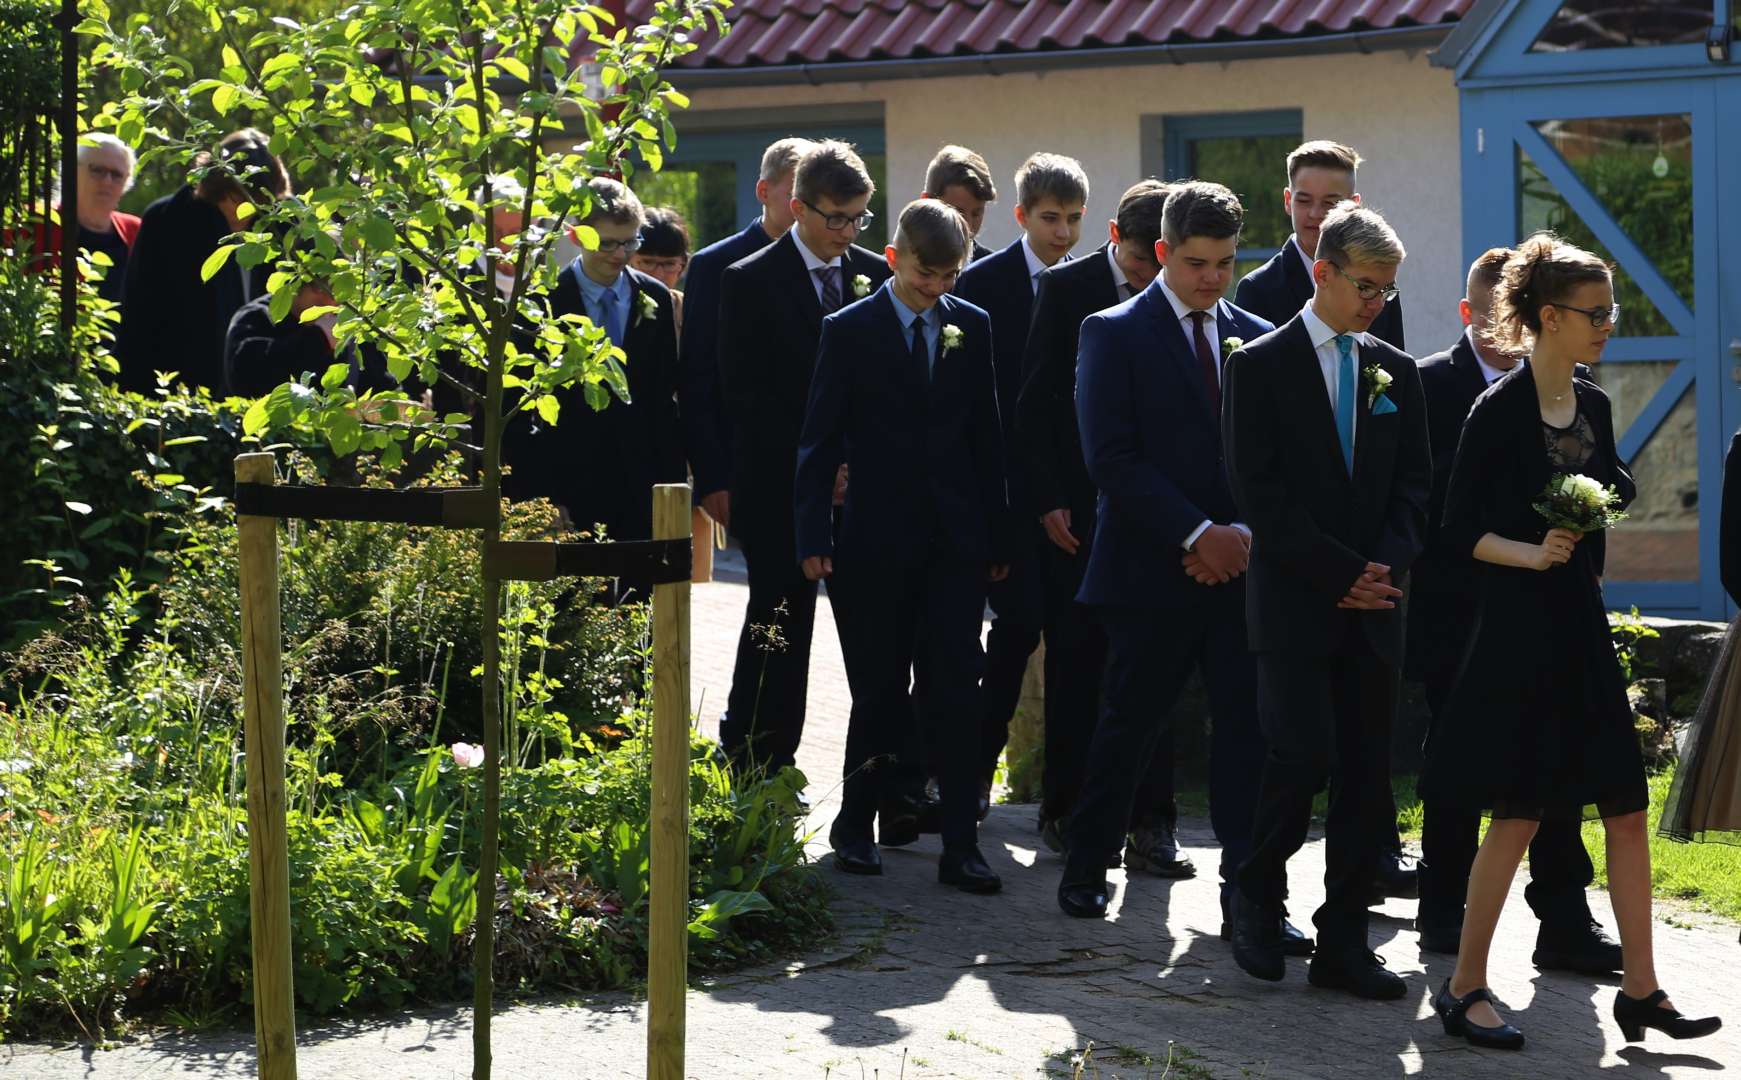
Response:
[77,0,728,1072]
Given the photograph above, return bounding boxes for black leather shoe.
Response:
[939,847,1002,894]
[876,799,920,847]
[1307,948,1406,1000]
[1230,893,1285,982]
[1613,989,1722,1042]
[1279,916,1315,957]
[1533,917,1623,975]
[1058,879,1109,918]
[1434,980,1525,1050]
[1123,825,1196,878]
[1417,921,1462,956]
[832,840,882,876]
[1371,850,1419,902]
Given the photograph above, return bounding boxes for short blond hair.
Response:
[1316,201,1404,268]
[759,137,815,184]
[1014,152,1088,210]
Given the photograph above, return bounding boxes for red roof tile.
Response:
[629,0,1474,69]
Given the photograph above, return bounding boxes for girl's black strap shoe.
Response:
[1613,989,1722,1042]
[1434,979,1526,1050]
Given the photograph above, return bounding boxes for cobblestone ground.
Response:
[8,553,1739,1078]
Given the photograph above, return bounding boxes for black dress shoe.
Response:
[1533,917,1622,975]
[1416,921,1462,956]
[1613,989,1722,1042]
[1370,850,1419,902]
[1279,916,1314,957]
[1307,948,1406,1000]
[1434,980,1525,1050]
[1230,894,1285,982]
[832,840,882,876]
[1123,825,1196,878]
[938,846,1002,894]
[1058,879,1109,918]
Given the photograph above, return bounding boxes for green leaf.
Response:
[199,244,238,282]
[235,201,256,221]
[300,305,340,323]
[660,88,690,109]
[535,394,559,425]
[242,396,270,436]
[493,55,530,83]
[328,411,362,456]
[320,363,350,391]
[361,213,394,250]
[162,435,208,447]
[212,83,239,116]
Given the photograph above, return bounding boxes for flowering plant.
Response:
[1534,472,1628,534]
[941,324,964,356]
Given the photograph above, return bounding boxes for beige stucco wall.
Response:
[683,48,1465,352]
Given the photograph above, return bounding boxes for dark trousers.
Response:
[832,545,987,851]
[979,537,1044,780]
[1416,670,1595,932]
[719,533,818,775]
[1238,636,1396,954]
[1040,538,1178,829]
[1063,591,1261,891]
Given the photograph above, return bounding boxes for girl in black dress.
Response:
[1422,234,1720,1049]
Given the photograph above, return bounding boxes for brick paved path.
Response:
[8,556,1739,1078]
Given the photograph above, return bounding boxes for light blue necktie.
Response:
[1334,333,1356,475]
[598,287,624,348]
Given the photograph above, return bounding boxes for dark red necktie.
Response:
[1188,310,1221,418]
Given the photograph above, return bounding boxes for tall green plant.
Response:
[81,1,729,1070]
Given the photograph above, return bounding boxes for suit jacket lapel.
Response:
[1144,285,1215,418]
[1084,243,1117,306]
[1281,240,1315,314]
[778,233,826,334]
[1280,317,1350,486]
[1448,333,1488,403]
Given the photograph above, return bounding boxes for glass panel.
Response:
[1189,133,1296,251]
[1605,384,1699,581]
[859,152,889,253]
[1517,147,1676,337]
[1531,115,1692,310]
[630,160,737,253]
[1531,1,1712,52]
[1590,360,1675,434]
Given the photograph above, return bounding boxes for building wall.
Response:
[681,49,1466,351]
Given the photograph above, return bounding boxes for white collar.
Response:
[1156,272,1216,324]
[1020,234,1052,280]
[1291,234,1315,276]
[1302,302,1371,352]
[793,230,842,272]
[1105,244,1129,293]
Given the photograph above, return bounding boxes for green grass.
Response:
[1581,764,1741,921]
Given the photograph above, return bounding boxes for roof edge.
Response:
[1427,0,1512,70]
[667,23,1458,88]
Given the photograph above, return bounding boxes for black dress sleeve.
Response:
[1723,431,1741,607]
[1439,386,1508,562]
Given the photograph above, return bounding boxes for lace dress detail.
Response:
[1544,410,1597,473]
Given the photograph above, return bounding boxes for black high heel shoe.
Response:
[1613,989,1722,1042]
[1433,980,1525,1050]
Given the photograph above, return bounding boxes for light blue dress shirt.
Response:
[572,262,633,347]
[885,283,941,376]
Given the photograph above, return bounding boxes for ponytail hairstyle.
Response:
[1489,232,1610,350]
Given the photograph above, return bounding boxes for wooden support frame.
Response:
[232,454,692,1079]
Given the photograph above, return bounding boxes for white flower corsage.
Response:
[1362,362,1394,408]
[851,274,872,298]
[635,291,658,326]
[1221,336,1244,358]
[940,323,964,357]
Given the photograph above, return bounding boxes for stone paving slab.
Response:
[7,558,1738,1079]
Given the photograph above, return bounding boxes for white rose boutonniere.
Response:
[1362,362,1394,409]
[635,290,658,326]
[940,323,964,357]
[851,274,872,298]
[1221,336,1244,360]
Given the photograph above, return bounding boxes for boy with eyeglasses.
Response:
[501,176,683,600]
[717,141,893,779]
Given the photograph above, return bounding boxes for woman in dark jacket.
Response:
[1423,234,1719,1050]
[116,128,289,393]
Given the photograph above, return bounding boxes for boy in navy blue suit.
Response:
[796,199,1011,893]
[1058,183,1284,946]
[920,144,998,264]
[954,152,1088,813]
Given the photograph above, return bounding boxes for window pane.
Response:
[1189,134,1294,250]
[631,161,737,252]
[1517,148,1678,337]
[1531,1,1712,52]
[1604,382,1699,582]
[859,152,889,252]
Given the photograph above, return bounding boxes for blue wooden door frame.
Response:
[1456,0,1741,618]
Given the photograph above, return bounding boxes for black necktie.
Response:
[910,314,929,379]
[1188,310,1222,419]
[1122,282,1138,301]
[817,267,842,313]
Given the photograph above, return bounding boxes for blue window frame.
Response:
[1142,109,1302,276]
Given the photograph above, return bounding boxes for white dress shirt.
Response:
[1291,234,1316,278]
[1020,234,1055,295]
[1301,301,1372,460]
[1155,274,1250,550]
[794,231,843,304]
[1106,244,1132,298]
[1467,327,1518,385]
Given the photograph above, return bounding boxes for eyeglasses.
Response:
[801,200,875,232]
[594,235,642,254]
[633,255,687,274]
[1545,301,1621,330]
[1333,264,1400,303]
[84,163,128,183]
